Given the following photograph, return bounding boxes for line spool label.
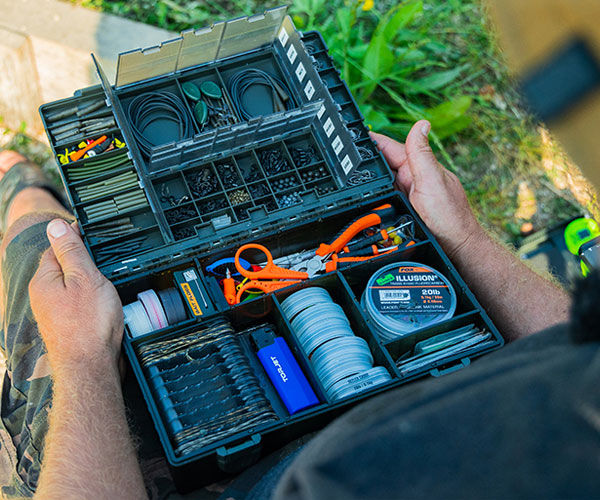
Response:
[368,265,453,315]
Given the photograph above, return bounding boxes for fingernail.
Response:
[421,122,431,137]
[47,219,67,239]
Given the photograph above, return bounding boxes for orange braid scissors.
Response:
[234,243,309,304]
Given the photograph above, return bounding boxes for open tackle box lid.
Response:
[78,6,396,278]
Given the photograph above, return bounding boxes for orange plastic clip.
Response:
[69,135,107,163]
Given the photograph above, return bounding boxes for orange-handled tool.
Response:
[233,243,309,304]
[235,279,303,304]
[324,245,408,272]
[235,244,309,280]
[316,204,395,257]
[223,269,237,305]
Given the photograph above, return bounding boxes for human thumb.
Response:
[405,120,442,186]
[46,219,96,277]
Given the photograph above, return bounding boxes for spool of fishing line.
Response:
[361,262,457,342]
[282,287,391,401]
[280,287,332,321]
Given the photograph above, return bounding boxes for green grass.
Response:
[61,0,596,242]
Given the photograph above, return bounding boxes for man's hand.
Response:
[371,120,483,260]
[29,218,123,375]
[372,120,571,340]
[31,219,148,499]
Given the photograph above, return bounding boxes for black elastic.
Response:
[158,288,188,325]
[228,69,294,120]
[127,91,194,157]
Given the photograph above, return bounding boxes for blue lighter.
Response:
[251,328,319,415]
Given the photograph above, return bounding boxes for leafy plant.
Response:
[291,0,473,153]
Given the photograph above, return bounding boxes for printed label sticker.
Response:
[295,62,307,82]
[341,155,353,174]
[278,28,289,46]
[323,117,335,137]
[287,44,297,64]
[304,80,315,100]
[183,269,198,282]
[180,283,203,316]
[317,104,326,119]
[332,135,343,156]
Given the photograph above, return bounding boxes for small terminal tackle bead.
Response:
[174,226,196,240]
[248,183,268,198]
[229,189,251,206]
[187,168,219,198]
[278,192,302,208]
[166,205,197,224]
[317,186,335,196]
[246,164,262,182]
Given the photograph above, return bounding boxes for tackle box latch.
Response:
[430,357,471,378]
[216,433,262,473]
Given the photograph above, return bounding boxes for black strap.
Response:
[520,39,600,122]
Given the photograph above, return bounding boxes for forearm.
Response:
[449,228,571,341]
[36,360,147,500]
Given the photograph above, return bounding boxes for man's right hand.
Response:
[29,219,124,376]
[370,120,484,260]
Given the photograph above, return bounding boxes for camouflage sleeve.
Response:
[0,221,54,498]
[0,218,216,500]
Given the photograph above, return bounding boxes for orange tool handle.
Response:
[223,277,237,305]
[343,229,389,253]
[317,213,383,257]
[70,135,107,163]
[235,243,309,280]
[235,279,303,304]
[316,204,395,257]
[324,247,400,272]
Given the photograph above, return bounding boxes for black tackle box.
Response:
[39,6,504,492]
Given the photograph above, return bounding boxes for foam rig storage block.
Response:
[40,6,504,492]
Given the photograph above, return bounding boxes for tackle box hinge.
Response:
[216,434,262,473]
[430,357,471,377]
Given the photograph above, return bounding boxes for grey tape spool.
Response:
[300,323,355,358]
[291,303,349,340]
[123,301,154,338]
[331,373,392,400]
[329,368,393,401]
[294,315,350,348]
[312,341,373,371]
[157,288,187,325]
[290,300,345,330]
[327,366,391,400]
[317,357,372,392]
[311,336,373,368]
[280,287,332,321]
[316,353,373,390]
[314,348,373,376]
[312,337,374,391]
